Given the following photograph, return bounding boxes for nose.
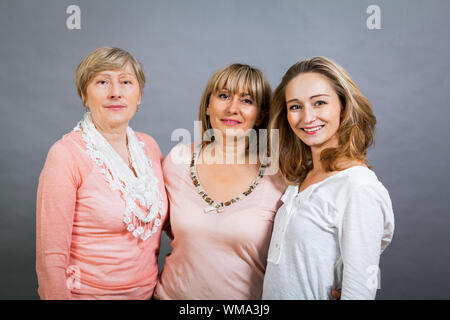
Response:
[108,80,122,100]
[303,105,316,123]
[225,95,239,114]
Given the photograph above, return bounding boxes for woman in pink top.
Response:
[36,47,168,299]
[154,64,286,299]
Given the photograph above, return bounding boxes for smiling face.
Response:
[285,72,342,152]
[84,63,141,131]
[206,88,262,138]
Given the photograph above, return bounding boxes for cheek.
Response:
[286,111,300,131]
[85,88,104,107]
[326,106,341,130]
[126,86,141,104]
[244,107,259,125]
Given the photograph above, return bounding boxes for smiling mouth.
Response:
[221,119,242,126]
[301,125,324,135]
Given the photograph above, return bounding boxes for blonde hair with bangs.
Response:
[269,56,376,185]
[198,63,272,143]
[74,47,146,104]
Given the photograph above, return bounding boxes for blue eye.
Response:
[289,104,303,110]
[315,100,326,106]
[242,98,254,105]
[218,93,229,99]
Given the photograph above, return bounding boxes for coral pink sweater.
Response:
[36,131,168,299]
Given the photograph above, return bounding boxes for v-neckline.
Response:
[190,143,267,213]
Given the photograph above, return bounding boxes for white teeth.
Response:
[303,126,323,132]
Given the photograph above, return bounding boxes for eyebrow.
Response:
[218,89,252,97]
[286,94,330,104]
[96,72,136,77]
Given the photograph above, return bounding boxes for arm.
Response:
[337,184,388,300]
[36,141,78,299]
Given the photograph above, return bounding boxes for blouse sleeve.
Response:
[336,183,394,300]
[36,140,79,300]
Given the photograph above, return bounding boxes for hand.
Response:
[331,289,341,300]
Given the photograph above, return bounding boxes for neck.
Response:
[309,135,339,173]
[205,134,255,165]
[310,147,325,173]
[90,116,128,148]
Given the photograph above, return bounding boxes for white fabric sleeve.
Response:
[336,183,393,300]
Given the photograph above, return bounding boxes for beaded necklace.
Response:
[190,143,268,213]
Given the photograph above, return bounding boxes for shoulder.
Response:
[263,172,288,196]
[333,167,394,222]
[41,132,84,183]
[47,131,82,161]
[163,142,195,167]
[135,132,160,151]
[341,166,389,198]
[162,143,194,186]
[134,131,163,161]
[312,166,391,210]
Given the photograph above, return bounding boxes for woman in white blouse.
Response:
[262,57,395,300]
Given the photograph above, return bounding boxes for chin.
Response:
[107,114,133,126]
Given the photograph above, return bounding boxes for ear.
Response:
[206,106,210,116]
[81,94,87,107]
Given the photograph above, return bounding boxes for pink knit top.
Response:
[154,144,286,299]
[36,131,168,299]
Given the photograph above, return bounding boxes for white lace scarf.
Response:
[73,112,165,241]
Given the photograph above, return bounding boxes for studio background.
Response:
[1,0,449,299]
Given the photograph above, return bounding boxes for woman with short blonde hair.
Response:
[154,63,286,299]
[263,57,395,300]
[36,47,167,299]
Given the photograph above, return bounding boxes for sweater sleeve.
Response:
[36,140,79,300]
[337,183,394,300]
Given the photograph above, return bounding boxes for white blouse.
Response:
[262,166,395,300]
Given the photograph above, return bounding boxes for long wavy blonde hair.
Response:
[268,56,376,185]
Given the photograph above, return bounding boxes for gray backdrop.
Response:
[1,0,449,299]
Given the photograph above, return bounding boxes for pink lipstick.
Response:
[221,118,242,126]
[105,105,126,111]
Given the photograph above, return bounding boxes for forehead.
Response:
[285,72,336,100]
[95,63,136,77]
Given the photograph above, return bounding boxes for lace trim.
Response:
[73,112,165,240]
[190,143,268,213]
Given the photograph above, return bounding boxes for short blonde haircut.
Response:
[74,47,146,104]
[198,63,272,142]
[269,56,376,185]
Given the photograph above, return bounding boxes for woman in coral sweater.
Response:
[36,47,167,299]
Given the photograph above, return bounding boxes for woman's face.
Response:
[285,72,342,152]
[84,63,141,131]
[207,87,262,138]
